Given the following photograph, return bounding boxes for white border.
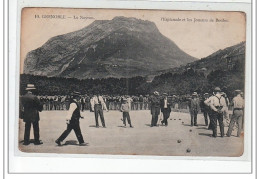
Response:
[8,0,253,174]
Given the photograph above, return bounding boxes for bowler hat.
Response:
[72,91,81,97]
[214,87,221,92]
[25,84,36,90]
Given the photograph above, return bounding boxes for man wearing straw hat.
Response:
[20,84,43,145]
[226,90,244,137]
[150,91,161,127]
[55,91,86,146]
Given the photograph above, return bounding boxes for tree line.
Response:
[20,67,244,97]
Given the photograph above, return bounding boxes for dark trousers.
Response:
[65,102,70,110]
[144,103,148,110]
[123,112,132,126]
[24,121,40,142]
[203,111,209,126]
[50,103,53,110]
[94,104,105,127]
[190,109,198,126]
[85,102,90,110]
[57,123,84,144]
[211,111,224,137]
[134,102,138,110]
[139,103,143,110]
[162,111,170,126]
[45,103,50,110]
[151,115,159,126]
[208,112,213,130]
[81,103,85,111]
[54,102,57,110]
[131,103,135,110]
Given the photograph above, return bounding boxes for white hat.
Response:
[153,91,159,96]
[192,92,198,96]
[25,84,36,90]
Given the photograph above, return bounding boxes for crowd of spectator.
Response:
[38,94,195,112]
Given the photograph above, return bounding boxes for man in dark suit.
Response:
[200,93,210,126]
[55,92,86,146]
[150,91,161,127]
[160,93,171,126]
[188,92,200,126]
[20,84,43,145]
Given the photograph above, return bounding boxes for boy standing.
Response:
[120,98,133,128]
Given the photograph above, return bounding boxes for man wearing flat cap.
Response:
[160,93,171,126]
[55,91,86,146]
[20,84,43,145]
[208,87,226,137]
[226,90,244,137]
[150,91,161,127]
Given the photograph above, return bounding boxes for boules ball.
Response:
[174,119,176,120]
[170,118,172,120]
[182,122,184,124]
[177,139,182,143]
[179,119,181,120]
[186,148,191,153]
[189,129,192,132]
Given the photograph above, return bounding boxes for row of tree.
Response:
[20,67,244,97]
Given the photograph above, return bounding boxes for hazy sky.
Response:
[20,8,246,72]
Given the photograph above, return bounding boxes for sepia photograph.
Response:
[18,8,246,157]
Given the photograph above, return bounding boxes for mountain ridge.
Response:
[23,16,197,79]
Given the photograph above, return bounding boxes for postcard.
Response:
[19,7,246,157]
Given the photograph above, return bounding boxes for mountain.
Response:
[153,41,245,76]
[23,16,197,79]
[141,41,245,95]
[20,42,245,96]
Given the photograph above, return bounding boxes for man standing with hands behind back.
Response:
[209,87,226,138]
[20,84,43,145]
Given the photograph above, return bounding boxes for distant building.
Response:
[146,75,155,83]
[226,53,245,71]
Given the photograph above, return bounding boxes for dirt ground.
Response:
[18,110,243,157]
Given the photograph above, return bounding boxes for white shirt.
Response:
[164,98,167,108]
[90,96,107,111]
[207,94,226,112]
[204,94,227,112]
[232,95,244,108]
[66,102,78,122]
